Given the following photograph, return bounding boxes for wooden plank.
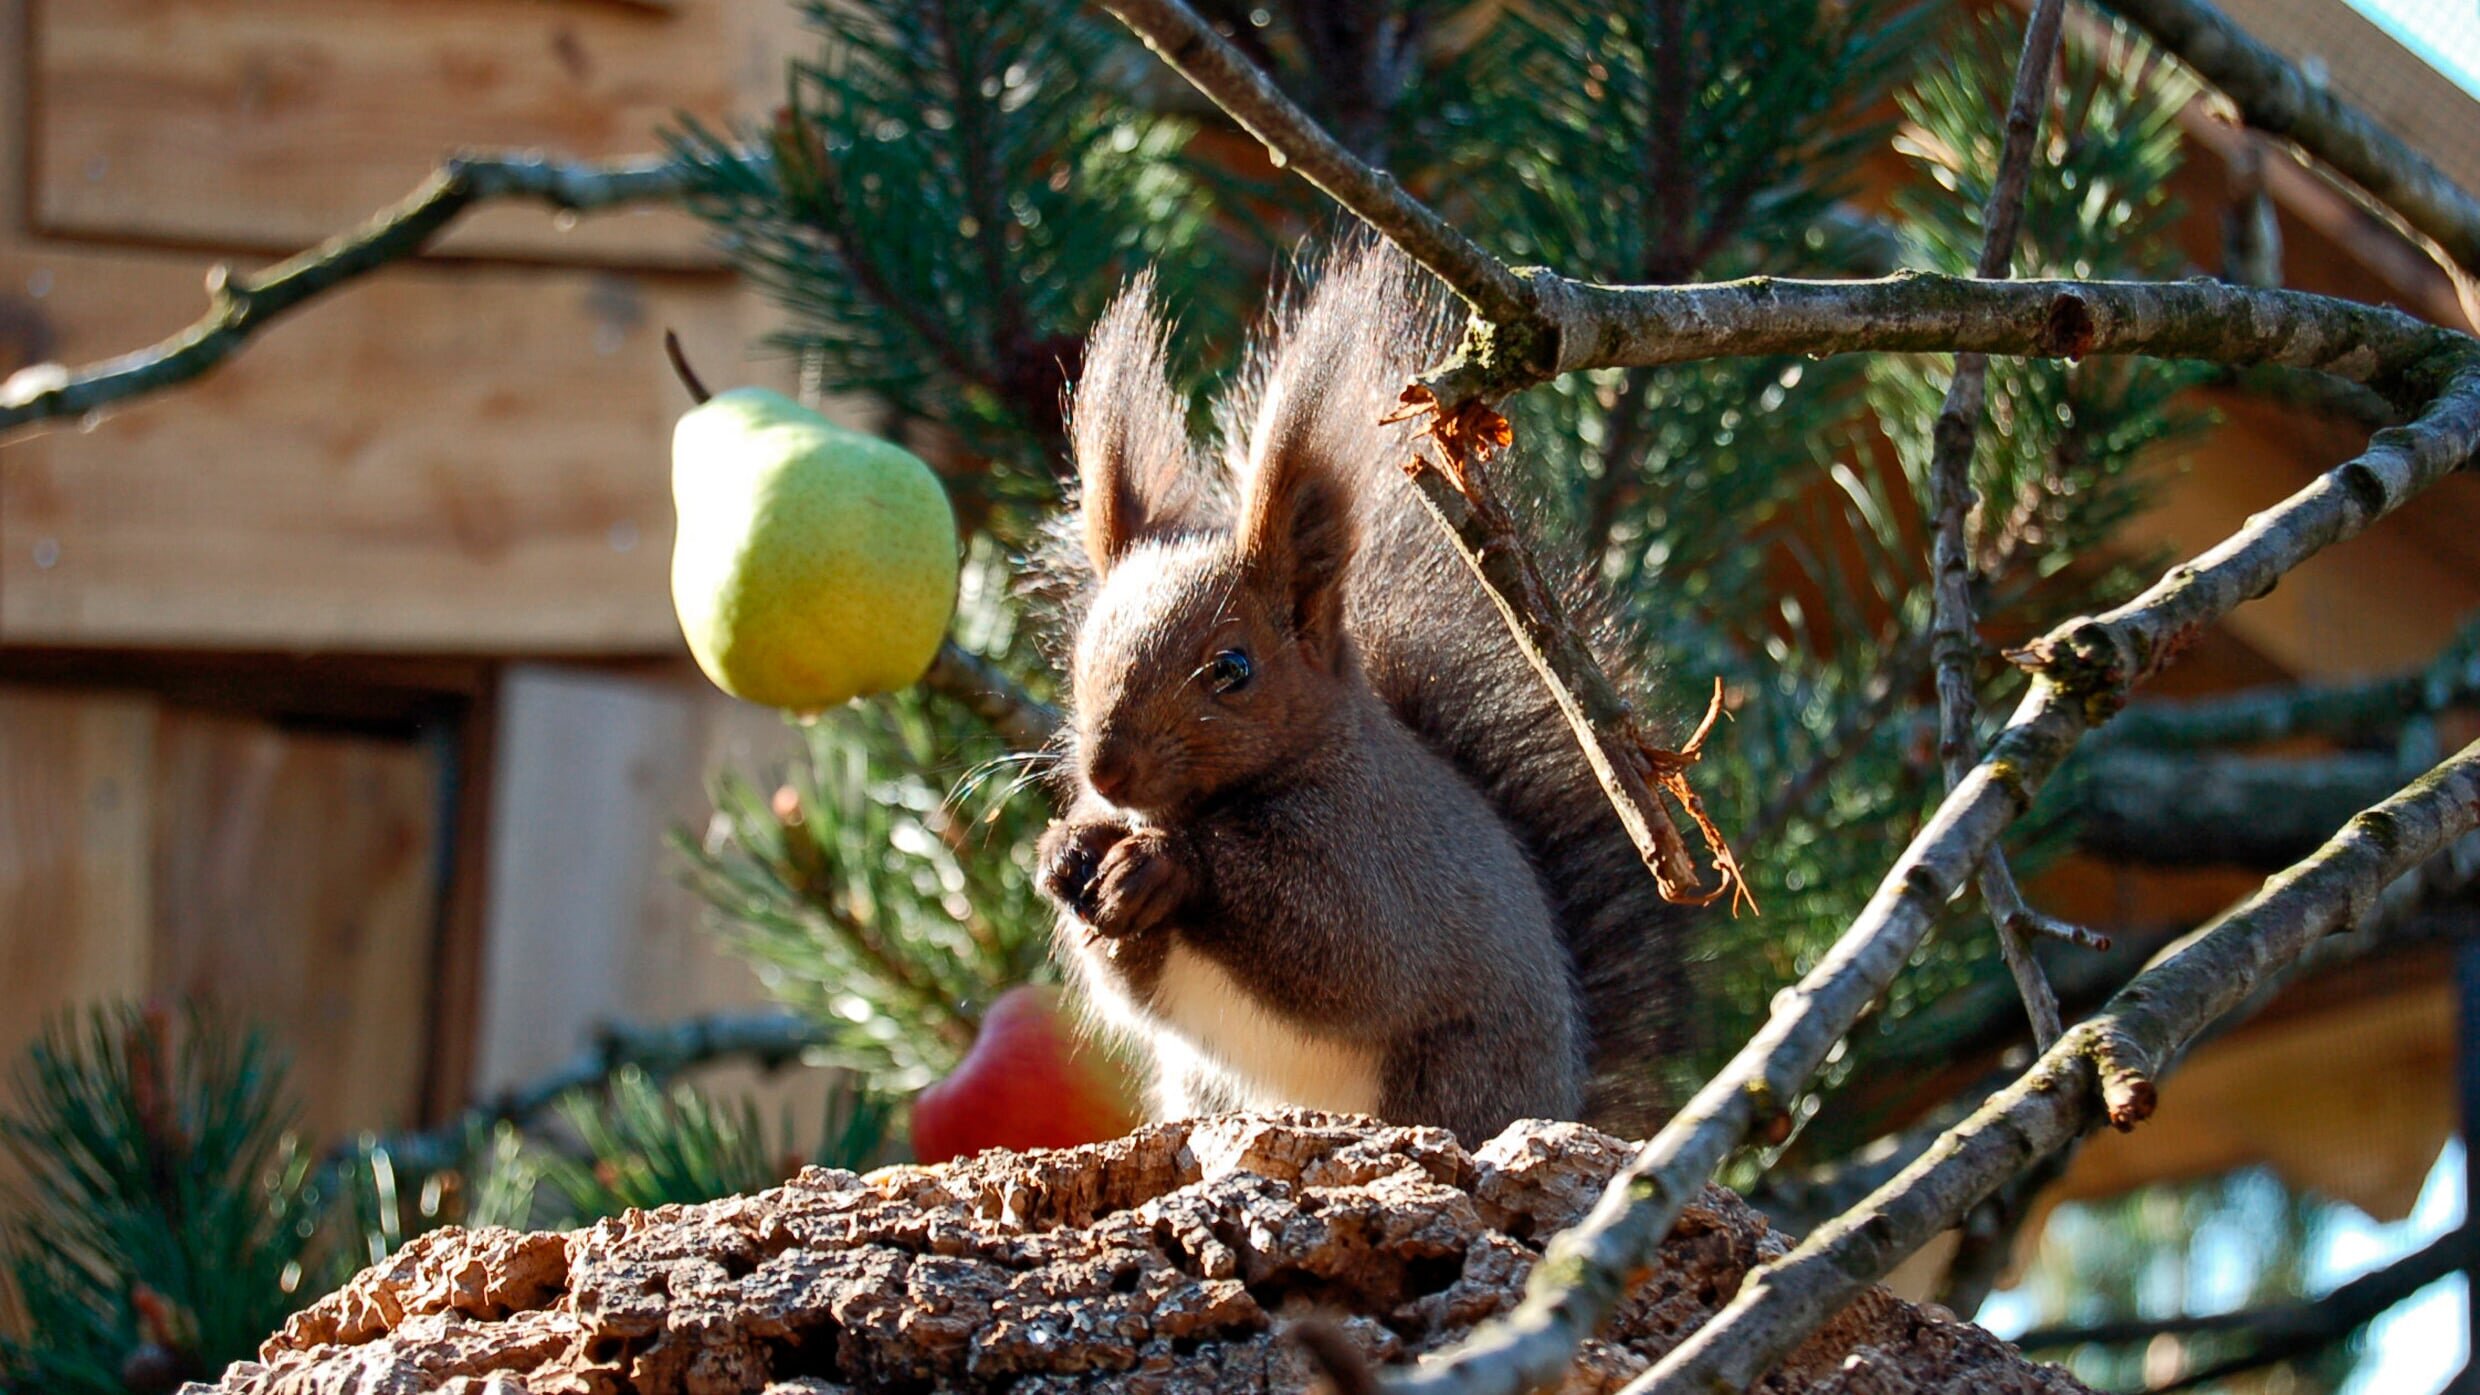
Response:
[418,673,499,1123]
[29,0,749,266]
[147,707,441,1139]
[0,240,791,652]
[472,663,805,1102]
[0,686,156,1050]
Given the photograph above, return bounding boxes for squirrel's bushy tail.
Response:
[1240,243,1694,1135]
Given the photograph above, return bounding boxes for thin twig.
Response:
[2101,0,2480,278]
[1393,354,2480,1395]
[2074,744,2433,867]
[1929,0,2073,1049]
[1624,741,2480,1393]
[0,154,690,437]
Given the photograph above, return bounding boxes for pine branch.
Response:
[920,640,1060,751]
[2103,618,2480,747]
[355,1010,836,1174]
[1626,744,2480,1393]
[0,154,690,438]
[2101,0,2480,278]
[2013,1222,2475,1382]
[1095,0,1544,333]
[1929,0,2072,1050]
[2074,745,2430,867]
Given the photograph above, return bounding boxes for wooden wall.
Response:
[0,683,441,1141]
[0,0,815,1139]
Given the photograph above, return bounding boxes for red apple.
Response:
[909,985,1140,1164]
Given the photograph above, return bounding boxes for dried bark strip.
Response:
[2101,0,2480,278]
[1395,414,1747,909]
[1627,740,2480,1394]
[1928,0,2073,1050]
[0,155,689,436]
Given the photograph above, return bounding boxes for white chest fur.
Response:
[1149,943,1383,1116]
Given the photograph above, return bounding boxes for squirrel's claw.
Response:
[1086,831,1188,940]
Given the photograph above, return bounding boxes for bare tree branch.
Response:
[1625,740,2480,1394]
[2101,0,2480,278]
[1515,273,2459,388]
[1930,0,2073,1049]
[0,155,690,438]
[1391,354,2480,1395]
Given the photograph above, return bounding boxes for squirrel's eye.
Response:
[1208,648,1254,694]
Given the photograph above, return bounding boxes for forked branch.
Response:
[1392,354,2480,1395]
[1628,741,2480,1392]
[1092,1,2480,1390]
[1927,0,2074,1048]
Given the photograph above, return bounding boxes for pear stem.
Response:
[663,329,713,405]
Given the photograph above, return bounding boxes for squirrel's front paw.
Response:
[1086,829,1190,940]
[1037,819,1125,921]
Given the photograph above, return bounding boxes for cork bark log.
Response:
[191,1114,2089,1395]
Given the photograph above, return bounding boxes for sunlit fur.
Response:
[1037,242,1692,1142]
[1032,246,1587,1142]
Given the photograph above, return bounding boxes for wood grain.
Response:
[0,687,157,1050]
[147,706,441,1139]
[471,663,815,1119]
[29,0,741,265]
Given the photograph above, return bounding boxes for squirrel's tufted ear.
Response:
[1069,273,1208,576]
[1235,288,1362,668]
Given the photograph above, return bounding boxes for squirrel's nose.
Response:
[1087,753,1136,806]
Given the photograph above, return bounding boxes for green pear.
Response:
[671,388,959,712]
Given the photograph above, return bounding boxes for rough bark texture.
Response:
[186,1115,2087,1395]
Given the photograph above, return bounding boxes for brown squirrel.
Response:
[1035,246,1688,1143]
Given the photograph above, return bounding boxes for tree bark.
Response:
[201,1114,2094,1395]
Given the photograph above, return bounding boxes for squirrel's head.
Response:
[1061,269,1379,820]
